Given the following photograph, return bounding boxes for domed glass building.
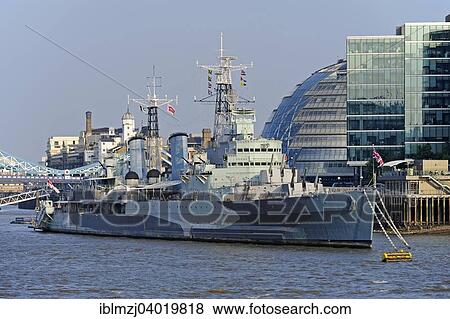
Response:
[262,60,353,185]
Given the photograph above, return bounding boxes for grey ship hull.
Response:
[40,191,374,248]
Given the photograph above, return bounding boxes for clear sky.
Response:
[0,0,448,161]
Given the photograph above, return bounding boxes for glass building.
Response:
[347,36,405,162]
[262,61,353,184]
[347,16,450,163]
[403,22,450,156]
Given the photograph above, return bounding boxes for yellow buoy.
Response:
[381,249,413,262]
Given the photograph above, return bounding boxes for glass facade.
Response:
[347,20,450,162]
[347,36,405,162]
[262,61,353,184]
[403,23,450,156]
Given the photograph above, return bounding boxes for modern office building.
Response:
[347,15,450,164]
[262,60,353,185]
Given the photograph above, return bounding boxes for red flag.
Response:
[167,104,175,116]
[372,148,384,167]
[47,179,60,194]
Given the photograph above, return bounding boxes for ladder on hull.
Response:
[33,200,55,230]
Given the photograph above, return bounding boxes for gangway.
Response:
[364,188,413,262]
[424,175,450,194]
[0,189,50,207]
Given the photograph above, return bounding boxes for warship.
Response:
[35,35,375,248]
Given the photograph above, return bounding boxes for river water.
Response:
[0,206,448,298]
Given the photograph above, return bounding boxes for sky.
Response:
[0,0,448,161]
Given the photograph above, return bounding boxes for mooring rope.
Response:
[364,189,397,250]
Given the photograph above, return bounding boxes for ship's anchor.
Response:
[364,189,413,262]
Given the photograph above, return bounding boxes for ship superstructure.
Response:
[131,67,177,174]
[190,34,285,189]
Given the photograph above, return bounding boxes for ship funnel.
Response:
[169,132,188,180]
[128,136,146,180]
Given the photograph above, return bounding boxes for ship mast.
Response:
[132,66,177,139]
[132,66,177,171]
[196,33,254,145]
